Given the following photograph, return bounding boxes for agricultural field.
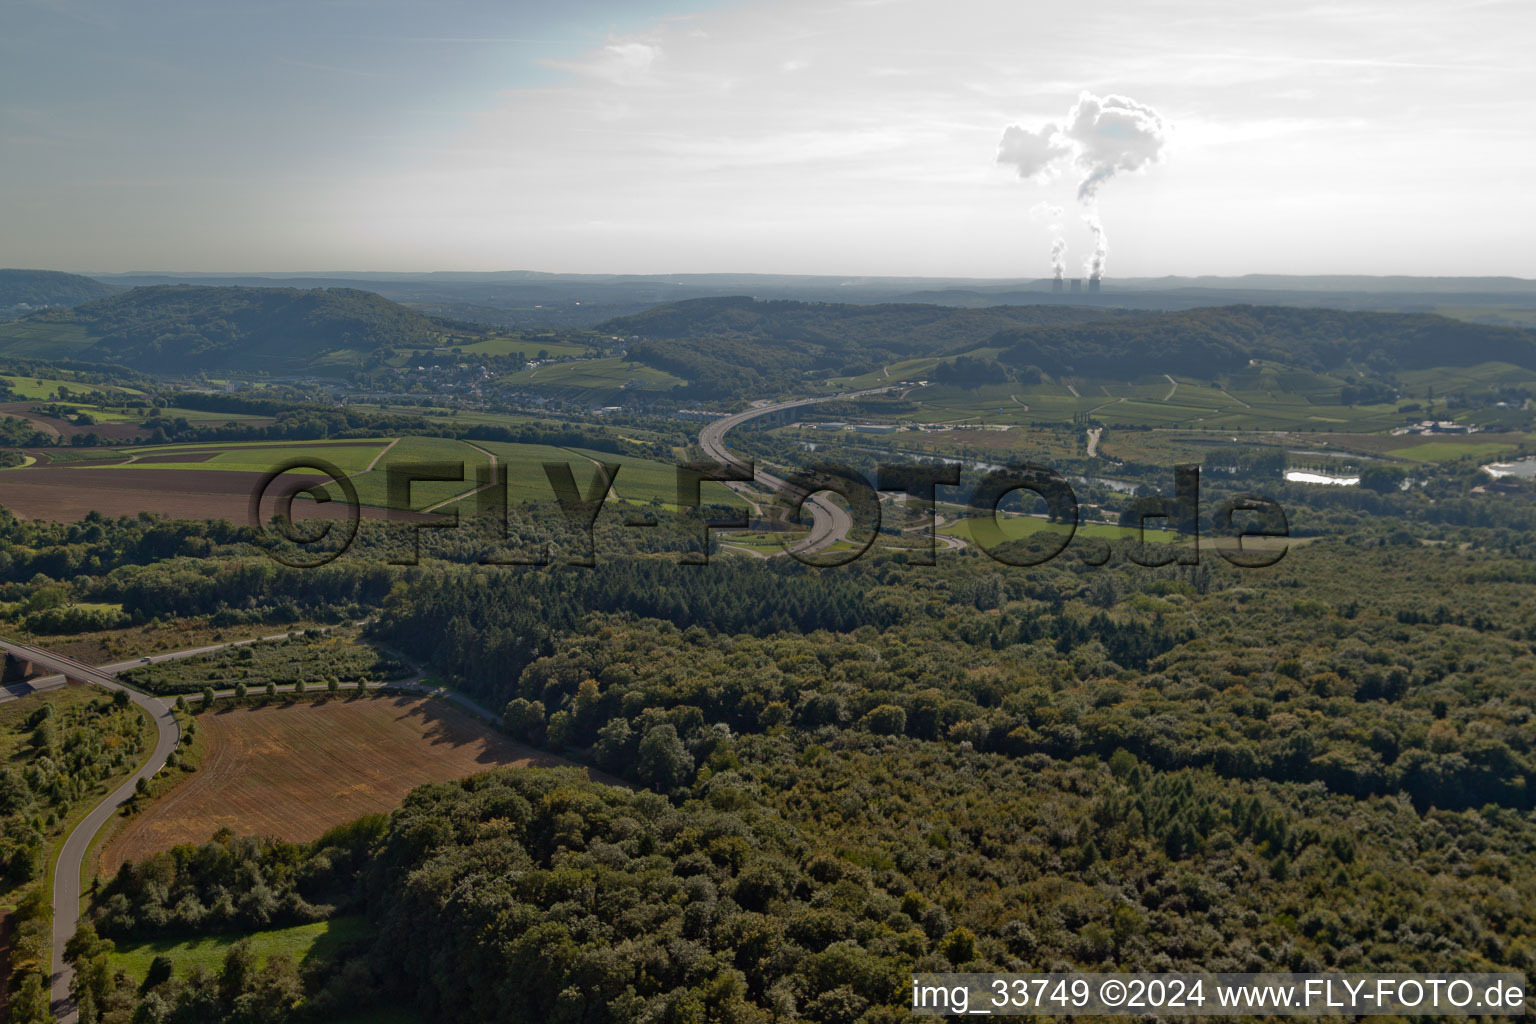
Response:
[506,356,683,394]
[0,463,389,524]
[61,403,268,425]
[0,372,142,400]
[462,439,742,510]
[0,437,403,523]
[97,695,613,875]
[812,359,1536,438]
[102,438,393,474]
[325,435,489,511]
[1383,439,1528,463]
[421,335,594,361]
[1087,427,1534,470]
[901,376,1413,432]
[937,513,1172,545]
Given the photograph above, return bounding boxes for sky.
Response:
[2,0,1533,278]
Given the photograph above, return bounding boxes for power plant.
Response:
[1088,277,1101,293]
[1051,278,1064,293]
[1069,279,1082,293]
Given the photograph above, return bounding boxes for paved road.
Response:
[696,387,896,555]
[0,638,182,1024]
[0,626,500,1024]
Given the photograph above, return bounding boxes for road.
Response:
[0,638,181,1024]
[0,626,501,1024]
[696,387,896,554]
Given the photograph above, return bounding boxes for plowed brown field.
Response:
[0,467,413,523]
[98,695,606,874]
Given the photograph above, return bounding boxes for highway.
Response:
[696,387,897,555]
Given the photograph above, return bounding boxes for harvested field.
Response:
[99,695,612,874]
[0,402,147,442]
[0,466,412,523]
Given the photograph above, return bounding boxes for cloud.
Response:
[996,122,1067,181]
[1062,92,1167,201]
[542,38,661,84]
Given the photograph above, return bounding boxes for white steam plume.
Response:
[1062,92,1167,203]
[1083,210,1106,280]
[997,124,1067,182]
[997,91,1166,282]
[1028,202,1067,280]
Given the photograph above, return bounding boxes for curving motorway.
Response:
[696,387,896,555]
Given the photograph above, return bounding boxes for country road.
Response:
[0,628,500,1024]
[0,638,182,1024]
[696,387,897,555]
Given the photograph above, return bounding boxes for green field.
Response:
[900,376,1411,432]
[507,357,683,394]
[808,358,1536,436]
[108,439,393,474]
[442,336,593,360]
[330,435,490,511]
[939,514,1172,545]
[1397,361,1536,393]
[1388,440,1524,463]
[0,372,141,400]
[106,915,369,983]
[57,403,265,426]
[0,320,96,358]
[445,440,746,512]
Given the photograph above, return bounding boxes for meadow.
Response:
[0,373,143,400]
[505,356,683,393]
[106,916,369,985]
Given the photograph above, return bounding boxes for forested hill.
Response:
[0,285,444,371]
[604,297,1136,398]
[0,269,117,315]
[992,304,1536,378]
[604,295,1132,353]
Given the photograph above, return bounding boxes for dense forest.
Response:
[0,476,1518,1021]
[992,305,1536,379]
[0,270,117,317]
[600,297,1536,398]
[1,286,446,372]
[608,298,1132,398]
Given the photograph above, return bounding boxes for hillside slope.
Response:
[0,269,118,318]
[601,296,1536,397]
[991,304,1536,378]
[0,285,444,372]
[603,296,1136,398]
